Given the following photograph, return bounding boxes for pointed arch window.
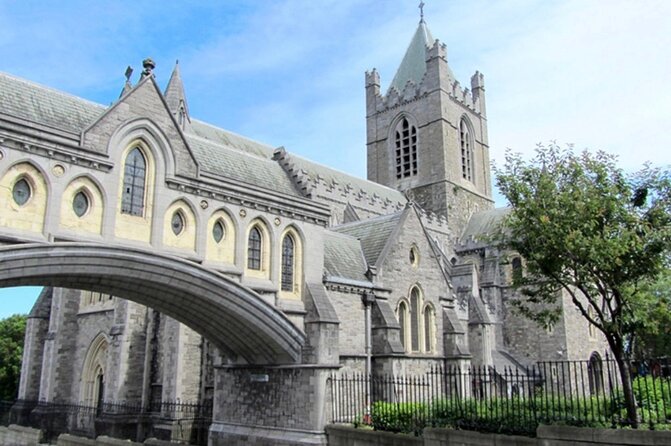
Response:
[121,147,147,216]
[281,233,295,292]
[410,288,421,352]
[460,118,473,181]
[424,304,435,353]
[247,226,262,270]
[394,117,418,179]
[398,301,409,351]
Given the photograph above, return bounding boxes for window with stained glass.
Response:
[281,234,295,292]
[121,148,146,216]
[247,226,262,270]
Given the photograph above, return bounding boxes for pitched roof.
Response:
[0,71,400,205]
[388,21,434,94]
[333,211,403,266]
[185,133,300,196]
[460,207,510,242]
[323,231,369,282]
[0,72,105,133]
[280,151,406,205]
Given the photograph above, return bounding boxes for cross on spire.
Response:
[419,1,425,23]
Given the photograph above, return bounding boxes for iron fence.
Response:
[330,356,671,436]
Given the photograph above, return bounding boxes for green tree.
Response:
[630,270,671,358]
[494,144,671,428]
[0,314,27,401]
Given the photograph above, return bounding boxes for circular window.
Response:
[212,220,225,243]
[73,191,90,217]
[409,246,419,267]
[12,178,31,206]
[171,211,185,235]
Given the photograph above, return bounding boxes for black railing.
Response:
[2,399,213,444]
[330,356,671,436]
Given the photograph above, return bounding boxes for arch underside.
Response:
[0,243,305,365]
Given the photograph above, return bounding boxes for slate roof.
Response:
[0,72,105,133]
[282,151,406,205]
[333,211,403,266]
[460,207,510,242]
[387,20,456,95]
[323,231,369,282]
[186,133,300,196]
[0,71,405,206]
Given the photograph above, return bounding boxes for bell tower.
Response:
[366,15,494,236]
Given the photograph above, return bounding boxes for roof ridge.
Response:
[0,71,107,110]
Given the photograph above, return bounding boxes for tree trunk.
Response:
[611,344,639,428]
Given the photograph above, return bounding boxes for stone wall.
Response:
[326,425,671,446]
[0,424,44,445]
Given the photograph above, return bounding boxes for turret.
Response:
[164,60,191,131]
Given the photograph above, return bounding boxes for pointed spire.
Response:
[387,20,434,94]
[164,60,190,129]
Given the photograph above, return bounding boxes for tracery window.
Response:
[281,233,295,292]
[394,117,418,179]
[460,118,473,181]
[121,147,146,216]
[398,287,434,354]
[247,226,262,270]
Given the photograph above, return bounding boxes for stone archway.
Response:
[0,242,304,365]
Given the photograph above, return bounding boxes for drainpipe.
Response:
[361,291,376,421]
[361,292,376,378]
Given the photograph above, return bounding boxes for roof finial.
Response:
[419,1,425,23]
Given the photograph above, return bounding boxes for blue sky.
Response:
[1,0,669,318]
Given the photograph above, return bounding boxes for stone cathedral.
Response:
[5,16,606,445]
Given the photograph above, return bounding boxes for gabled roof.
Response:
[333,211,404,266]
[0,72,105,133]
[0,70,400,205]
[388,21,434,94]
[323,230,370,283]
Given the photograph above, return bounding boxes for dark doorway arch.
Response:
[0,242,305,365]
[588,352,604,395]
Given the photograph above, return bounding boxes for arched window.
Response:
[410,288,421,352]
[394,117,418,179]
[459,118,473,181]
[121,147,147,216]
[247,226,262,270]
[398,301,409,351]
[424,304,435,353]
[281,234,295,292]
